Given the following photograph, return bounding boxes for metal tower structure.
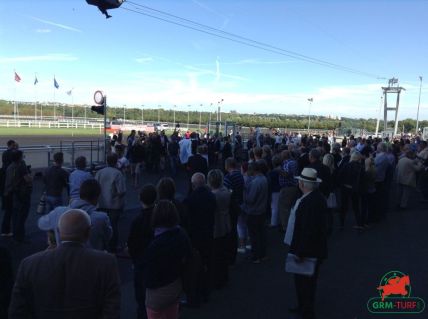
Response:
[382,78,405,136]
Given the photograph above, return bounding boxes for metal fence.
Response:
[0,140,105,170]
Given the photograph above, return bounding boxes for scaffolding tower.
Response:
[382,78,405,136]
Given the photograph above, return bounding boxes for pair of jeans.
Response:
[46,195,63,213]
[100,208,122,252]
[246,214,267,260]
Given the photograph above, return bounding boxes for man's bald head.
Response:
[191,172,206,189]
[58,209,91,243]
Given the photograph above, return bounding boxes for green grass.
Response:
[0,127,103,136]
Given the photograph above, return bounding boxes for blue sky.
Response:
[0,0,427,119]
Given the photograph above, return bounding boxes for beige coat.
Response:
[396,156,422,187]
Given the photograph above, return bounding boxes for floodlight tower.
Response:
[382,78,405,136]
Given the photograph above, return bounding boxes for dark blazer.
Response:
[9,242,120,319]
[308,161,332,197]
[184,186,216,247]
[127,207,154,263]
[141,227,192,290]
[289,190,328,260]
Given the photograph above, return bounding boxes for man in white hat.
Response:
[284,167,328,319]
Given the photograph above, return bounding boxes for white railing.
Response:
[0,119,104,129]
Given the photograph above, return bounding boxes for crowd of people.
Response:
[1,128,428,319]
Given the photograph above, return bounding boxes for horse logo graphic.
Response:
[367,271,425,314]
[377,272,410,301]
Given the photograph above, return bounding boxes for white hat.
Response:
[295,167,322,183]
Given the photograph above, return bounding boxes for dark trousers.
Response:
[211,236,229,289]
[1,191,31,240]
[100,208,122,252]
[361,191,376,225]
[195,242,213,302]
[374,182,386,221]
[340,187,361,227]
[133,267,147,319]
[294,261,321,319]
[247,214,267,260]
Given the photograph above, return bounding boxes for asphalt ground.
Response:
[1,168,428,319]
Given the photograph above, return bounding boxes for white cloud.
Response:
[135,57,154,64]
[30,16,82,33]
[0,54,78,63]
[35,28,51,33]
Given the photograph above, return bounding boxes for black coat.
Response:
[289,190,328,259]
[184,186,216,248]
[141,228,192,289]
[127,207,154,263]
[309,161,332,197]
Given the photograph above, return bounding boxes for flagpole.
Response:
[416,76,423,134]
[34,73,37,120]
[54,75,56,121]
[13,69,17,122]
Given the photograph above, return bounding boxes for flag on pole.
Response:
[420,76,423,82]
[54,77,59,89]
[14,72,21,82]
[34,75,38,85]
[307,98,313,102]
[66,89,72,96]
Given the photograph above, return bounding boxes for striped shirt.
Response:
[224,169,245,204]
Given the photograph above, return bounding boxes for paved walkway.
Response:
[1,170,427,319]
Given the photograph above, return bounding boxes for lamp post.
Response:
[187,105,191,128]
[416,76,423,134]
[307,98,313,133]
[199,104,203,131]
[173,105,176,128]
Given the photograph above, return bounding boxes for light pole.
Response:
[187,105,191,128]
[307,98,313,133]
[173,105,176,128]
[375,96,383,136]
[158,105,161,122]
[141,105,144,124]
[199,104,203,131]
[416,76,423,134]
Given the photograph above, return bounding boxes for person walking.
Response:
[2,150,32,242]
[38,179,112,251]
[207,169,232,289]
[184,173,216,306]
[285,168,328,319]
[395,148,423,209]
[69,156,93,202]
[43,152,69,211]
[95,153,126,253]
[243,162,268,263]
